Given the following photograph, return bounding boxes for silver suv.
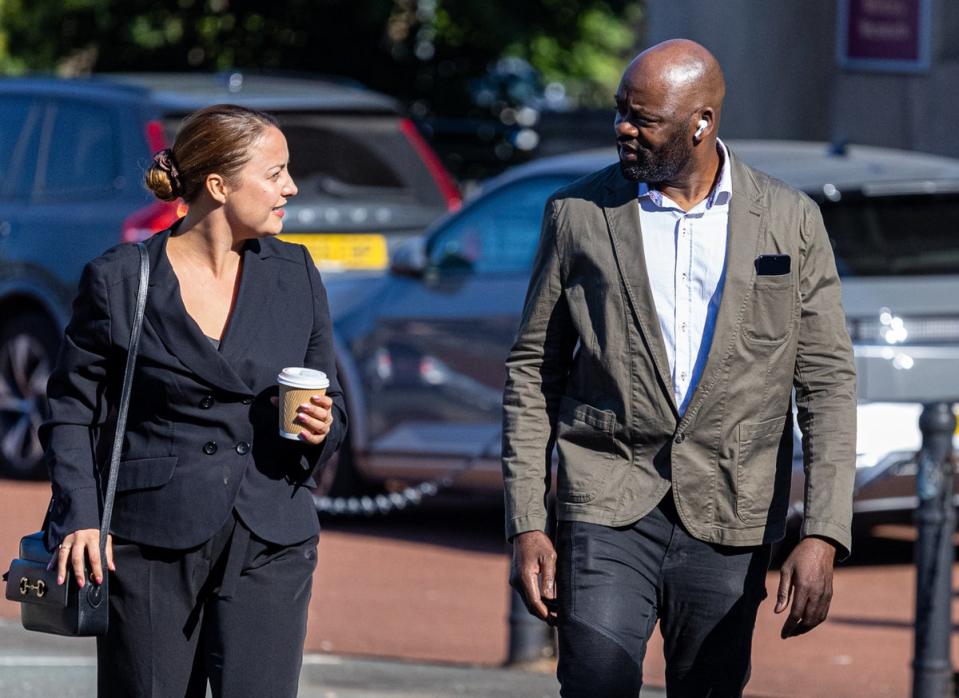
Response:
[322,140,959,529]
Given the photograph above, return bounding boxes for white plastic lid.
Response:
[277,367,329,390]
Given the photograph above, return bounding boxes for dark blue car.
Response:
[0,72,458,477]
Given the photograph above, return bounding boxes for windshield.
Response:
[821,193,959,276]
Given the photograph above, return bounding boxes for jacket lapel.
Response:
[218,239,280,370]
[602,170,678,417]
[679,154,766,429]
[144,229,253,396]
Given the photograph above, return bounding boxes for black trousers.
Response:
[556,495,771,698]
[97,511,318,698]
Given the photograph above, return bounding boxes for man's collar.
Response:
[638,138,732,211]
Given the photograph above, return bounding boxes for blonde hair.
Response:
[145,104,279,203]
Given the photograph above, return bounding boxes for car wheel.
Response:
[0,311,59,479]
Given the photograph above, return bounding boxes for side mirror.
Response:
[389,236,428,277]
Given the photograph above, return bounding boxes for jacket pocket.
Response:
[735,415,789,525]
[115,456,178,492]
[743,274,794,344]
[555,397,619,504]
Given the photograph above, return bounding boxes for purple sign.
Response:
[838,0,931,72]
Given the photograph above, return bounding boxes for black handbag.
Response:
[3,242,150,636]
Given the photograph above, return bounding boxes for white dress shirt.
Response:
[638,140,732,416]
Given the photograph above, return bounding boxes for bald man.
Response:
[503,40,856,696]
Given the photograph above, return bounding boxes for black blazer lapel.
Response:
[602,170,678,417]
[144,229,253,396]
[218,238,303,388]
[680,154,766,428]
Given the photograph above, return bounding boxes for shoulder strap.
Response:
[98,242,150,552]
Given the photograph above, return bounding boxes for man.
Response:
[502,39,856,697]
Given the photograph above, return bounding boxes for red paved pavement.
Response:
[3,480,958,696]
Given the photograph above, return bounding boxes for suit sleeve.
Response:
[502,198,578,540]
[793,197,857,560]
[300,246,348,472]
[40,260,114,550]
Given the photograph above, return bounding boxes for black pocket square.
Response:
[755,254,791,275]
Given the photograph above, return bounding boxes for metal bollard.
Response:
[912,402,957,698]
[507,585,555,666]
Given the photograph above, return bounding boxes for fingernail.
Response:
[96,575,103,584]
[78,578,85,588]
[57,576,64,585]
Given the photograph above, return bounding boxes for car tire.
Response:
[0,311,60,479]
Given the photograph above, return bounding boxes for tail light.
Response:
[144,120,166,154]
[121,200,188,243]
[399,118,462,212]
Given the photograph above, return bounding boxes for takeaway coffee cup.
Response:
[277,367,329,440]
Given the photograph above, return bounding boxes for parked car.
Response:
[0,72,458,478]
[323,140,959,530]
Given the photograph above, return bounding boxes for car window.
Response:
[33,100,118,201]
[0,96,42,200]
[163,113,446,209]
[282,122,403,191]
[280,114,449,208]
[427,175,573,274]
[821,193,959,276]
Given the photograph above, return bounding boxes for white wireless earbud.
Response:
[694,119,708,139]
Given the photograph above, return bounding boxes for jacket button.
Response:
[241,397,253,405]
[202,441,218,455]
[199,395,215,409]
[235,441,251,455]
[674,433,686,444]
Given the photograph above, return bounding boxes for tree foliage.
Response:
[0,0,644,112]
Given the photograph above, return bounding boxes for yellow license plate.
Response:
[279,234,388,271]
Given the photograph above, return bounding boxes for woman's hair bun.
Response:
[145,148,183,202]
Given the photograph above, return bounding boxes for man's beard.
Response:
[618,134,692,184]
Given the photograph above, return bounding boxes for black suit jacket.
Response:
[41,226,347,550]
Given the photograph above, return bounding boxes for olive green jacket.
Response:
[502,153,857,557]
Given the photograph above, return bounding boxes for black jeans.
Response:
[97,511,318,698]
[556,495,771,698]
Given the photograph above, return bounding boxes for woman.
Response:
[42,104,347,696]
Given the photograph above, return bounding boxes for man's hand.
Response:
[775,536,837,638]
[509,530,559,625]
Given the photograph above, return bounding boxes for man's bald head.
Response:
[613,39,726,186]
[621,39,725,120]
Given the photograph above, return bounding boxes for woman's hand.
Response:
[271,394,334,446]
[49,530,114,588]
